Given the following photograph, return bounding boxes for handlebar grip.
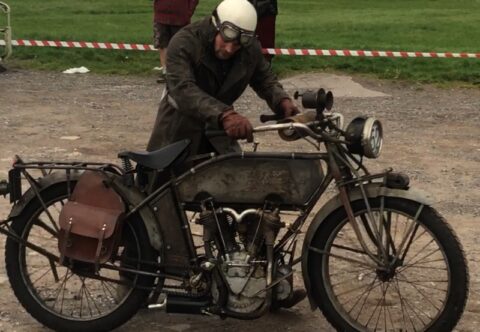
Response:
[260,113,282,123]
[205,130,227,138]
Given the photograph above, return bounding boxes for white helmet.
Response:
[216,0,257,32]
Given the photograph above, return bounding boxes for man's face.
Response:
[214,33,241,60]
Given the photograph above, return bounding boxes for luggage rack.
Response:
[0,156,125,204]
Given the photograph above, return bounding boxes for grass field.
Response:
[1,0,479,83]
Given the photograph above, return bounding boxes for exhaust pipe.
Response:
[148,295,210,315]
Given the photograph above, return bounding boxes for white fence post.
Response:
[0,2,12,62]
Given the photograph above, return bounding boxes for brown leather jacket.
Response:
[147,17,289,155]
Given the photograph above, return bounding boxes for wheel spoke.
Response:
[395,281,430,327]
[401,245,440,270]
[51,269,72,311]
[33,217,58,238]
[365,281,391,327]
[346,275,379,317]
[396,274,448,292]
[81,278,102,315]
[101,280,119,304]
[329,265,372,277]
[402,264,447,271]
[396,272,443,312]
[335,277,381,298]
[331,243,368,256]
[31,266,56,285]
[394,277,418,331]
[331,271,375,288]
[310,246,377,269]
[76,282,85,318]
[404,257,445,267]
[384,296,396,331]
[81,278,94,317]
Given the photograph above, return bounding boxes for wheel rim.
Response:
[322,207,450,331]
[18,195,141,321]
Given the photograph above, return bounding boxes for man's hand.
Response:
[278,98,300,118]
[220,109,254,142]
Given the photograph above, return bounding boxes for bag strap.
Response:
[94,223,107,272]
[59,218,74,264]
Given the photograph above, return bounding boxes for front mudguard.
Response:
[301,183,434,310]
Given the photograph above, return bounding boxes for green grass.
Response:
[2,0,480,84]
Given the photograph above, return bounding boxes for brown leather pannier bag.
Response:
[58,171,125,266]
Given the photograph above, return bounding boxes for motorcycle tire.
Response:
[5,180,157,332]
[307,197,468,332]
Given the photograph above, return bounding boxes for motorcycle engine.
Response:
[220,250,267,313]
[203,208,289,314]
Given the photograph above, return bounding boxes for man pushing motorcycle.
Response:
[147,0,305,308]
[147,0,299,157]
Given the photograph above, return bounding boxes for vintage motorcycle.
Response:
[0,89,468,332]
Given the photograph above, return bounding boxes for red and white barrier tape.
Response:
[265,48,480,58]
[1,39,479,59]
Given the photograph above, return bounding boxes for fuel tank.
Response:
[177,154,324,208]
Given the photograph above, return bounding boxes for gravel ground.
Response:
[0,69,479,331]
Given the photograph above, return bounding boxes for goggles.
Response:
[213,10,255,46]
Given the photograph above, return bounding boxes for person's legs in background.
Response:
[256,15,276,63]
[153,23,182,83]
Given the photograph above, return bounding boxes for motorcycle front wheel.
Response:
[307,197,468,332]
[5,180,157,332]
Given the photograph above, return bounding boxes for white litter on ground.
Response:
[60,136,81,140]
[62,66,90,74]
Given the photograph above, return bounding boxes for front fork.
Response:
[327,146,389,267]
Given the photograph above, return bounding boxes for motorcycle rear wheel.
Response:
[5,181,157,332]
[307,197,468,332]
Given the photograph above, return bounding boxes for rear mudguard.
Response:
[8,171,83,219]
[301,183,434,310]
[110,177,163,252]
[8,171,163,252]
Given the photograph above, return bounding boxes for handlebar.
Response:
[205,123,313,139]
[205,113,346,143]
[206,121,334,141]
[259,113,283,123]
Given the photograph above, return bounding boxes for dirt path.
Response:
[0,69,479,331]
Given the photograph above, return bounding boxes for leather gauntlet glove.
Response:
[220,109,254,142]
[278,98,300,118]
